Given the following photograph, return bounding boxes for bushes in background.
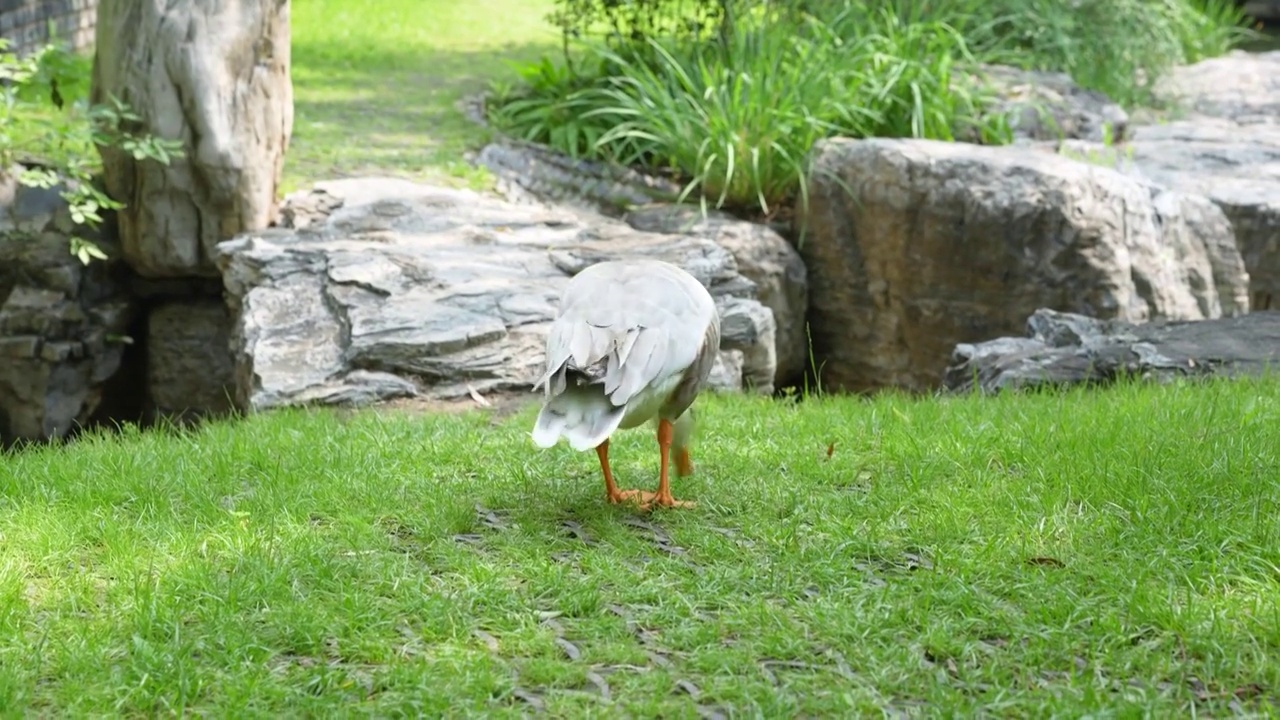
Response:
[488,0,1252,218]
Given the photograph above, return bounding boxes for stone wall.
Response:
[0,0,97,56]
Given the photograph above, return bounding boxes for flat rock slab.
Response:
[944,308,1280,393]
[215,178,784,412]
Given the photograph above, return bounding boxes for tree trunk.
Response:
[91,0,293,278]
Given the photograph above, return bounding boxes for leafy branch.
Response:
[1,38,184,265]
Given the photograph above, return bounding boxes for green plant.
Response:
[1,39,183,265]
[492,2,1011,218]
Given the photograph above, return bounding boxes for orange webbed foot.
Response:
[638,491,696,511]
[610,488,657,506]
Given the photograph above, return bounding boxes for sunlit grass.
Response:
[2,378,1278,714]
[285,0,559,193]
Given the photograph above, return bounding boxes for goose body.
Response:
[532,259,720,509]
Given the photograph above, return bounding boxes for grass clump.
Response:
[488,0,1252,217]
[1,377,1278,714]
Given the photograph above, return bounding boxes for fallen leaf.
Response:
[675,679,702,698]
[561,520,596,545]
[475,505,510,531]
[511,688,545,712]
[467,384,492,407]
[903,552,933,571]
[825,442,836,459]
[473,629,500,652]
[1026,556,1066,568]
[646,650,673,668]
[1234,683,1266,699]
[555,637,582,661]
[584,671,610,699]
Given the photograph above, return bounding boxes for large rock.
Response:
[944,308,1280,393]
[971,64,1130,144]
[1054,51,1280,312]
[0,173,137,445]
[215,178,786,412]
[1153,49,1280,123]
[146,299,236,421]
[800,137,1250,393]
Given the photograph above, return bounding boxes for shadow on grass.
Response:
[285,42,560,191]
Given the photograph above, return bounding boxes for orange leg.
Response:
[644,419,695,510]
[675,447,694,477]
[596,440,648,505]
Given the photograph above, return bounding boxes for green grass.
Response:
[3,378,1279,715]
[285,0,559,193]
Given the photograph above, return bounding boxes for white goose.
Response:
[531,259,720,510]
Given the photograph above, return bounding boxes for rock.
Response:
[1050,52,1280,312]
[216,178,783,412]
[623,204,809,387]
[1153,49,1280,124]
[275,187,345,230]
[93,0,292,278]
[1244,1,1280,21]
[0,176,137,445]
[1125,52,1280,312]
[474,138,683,218]
[146,299,237,420]
[800,137,1250,393]
[972,64,1130,144]
[944,307,1280,393]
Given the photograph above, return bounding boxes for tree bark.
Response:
[91,0,293,278]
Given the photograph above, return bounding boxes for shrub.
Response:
[492,3,1010,217]
[491,0,1250,219]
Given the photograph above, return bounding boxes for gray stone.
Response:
[1049,51,1280,312]
[474,137,683,218]
[1,174,136,445]
[800,137,1250,393]
[1124,120,1280,312]
[1153,49,1280,124]
[944,308,1280,393]
[216,178,787,412]
[146,299,237,419]
[971,64,1130,144]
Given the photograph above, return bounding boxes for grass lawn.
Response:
[5,1,1280,716]
[2,380,1279,715]
[285,0,559,193]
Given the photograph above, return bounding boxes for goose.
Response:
[531,259,720,510]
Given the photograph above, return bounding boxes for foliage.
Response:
[491,2,1012,217]
[491,0,1251,218]
[1,376,1279,713]
[0,39,183,264]
[546,0,729,49]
